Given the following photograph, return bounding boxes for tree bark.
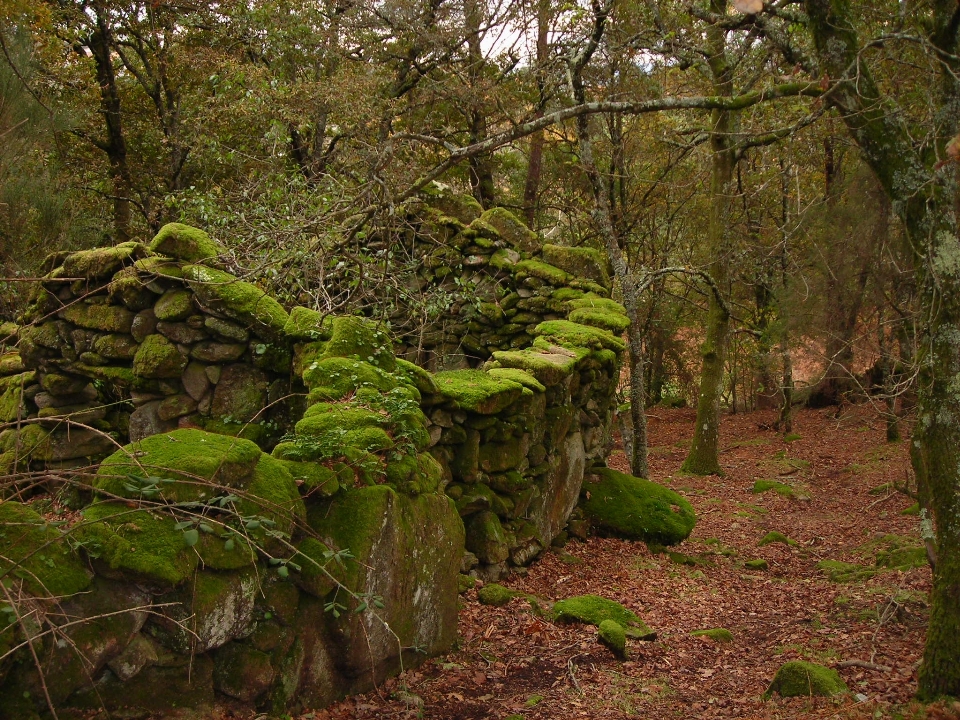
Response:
[803,0,960,698]
[682,0,735,475]
[522,0,550,227]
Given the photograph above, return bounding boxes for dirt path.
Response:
[301,407,944,720]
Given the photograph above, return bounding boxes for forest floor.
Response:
[296,405,950,720]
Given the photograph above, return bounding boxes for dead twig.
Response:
[837,660,892,672]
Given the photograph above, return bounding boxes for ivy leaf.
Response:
[183,529,200,547]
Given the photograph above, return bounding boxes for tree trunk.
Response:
[803,0,960,698]
[682,0,734,475]
[522,0,550,227]
[465,0,495,209]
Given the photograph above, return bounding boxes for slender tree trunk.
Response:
[682,0,734,475]
[522,0,550,227]
[465,0,495,209]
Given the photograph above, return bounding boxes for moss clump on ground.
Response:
[765,660,848,698]
[534,319,625,352]
[476,583,519,606]
[458,574,476,593]
[758,531,798,547]
[183,265,289,339]
[752,479,801,498]
[816,559,878,582]
[744,559,769,570]
[434,370,524,415]
[691,628,733,643]
[95,428,262,503]
[75,502,197,586]
[150,222,224,261]
[552,594,654,639]
[580,468,696,545]
[0,501,91,597]
[597,619,628,659]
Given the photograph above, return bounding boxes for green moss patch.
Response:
[514,259,573,286]
[0,501,91,597]
[816,559,877,582]
[691,628,733,643]
[580,468,696,546]
[434,370,524,414]
[534,319,625,352]
[477,583,520,606]
[60,303,134,333]
[752,479,807,499]
[183,265,289,339]
[150,223,224,261]
[95,428,262,503]
[758,531,798,547]
[553,594,654,639]
[283,306,332,341]
[133,333,188,379]
[302,356,397,398]
[567,307,630,334]
[744,559,769,570]
[597,619,627,659]
[478,206,539,253]
[75,502,197,586]
[765,660,848,698]
[542,244,610,286]
[490,345,582,386]
[320,316,395,371]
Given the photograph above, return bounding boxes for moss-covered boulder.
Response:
[465,510,510,564]
[552,594,654,639]
[476,582,520,606]
[133,333,188,378]
[60,302,135,333]
[183,265,289,340]
[320,315,395,371]
[284,306,332,341]
[0,501,91,597]
[479,206,539,253]
[765,660,848,698]
[580,468,696,546]
[542,244,611,286]
[491,345,584,386]
[691,628,734,643]
[213,641,277,702]
[62,241,148,279]
[150,222,224,262]
[534,319,625,352]
[95,428,262,502]
[306,485,464,684]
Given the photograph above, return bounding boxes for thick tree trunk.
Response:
[682,0,734,475]
[803,0,960,698]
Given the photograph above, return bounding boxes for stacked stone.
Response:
[10,224,296,476]
[389,186,615,371]
[423,287,630,580]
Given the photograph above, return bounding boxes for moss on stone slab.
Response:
[0,501,91,597]
[60,303,135,333]
[395,357,440,395]
[291,536,339,597]
[477,582,520,606]
[183,265,289,339]
[295,404,394,454]
[302,356,397,398]
[132,255,184,279]
[691,628,734,643]
[278,459,340,497]
[95,428,262,503]
[514,259,573,286]
[567,307,630,334]
[284,306,332,341]
[458,573,476,593]
[534,319,625,352]
[0,351,23,375]
[62,242,147,279]
[491,345,583,386]
[464,510,509,564]
[486,367,546,393]
[240,454,306,537]
[434,369,524,414]
[552,594,654,639]
[150,222,224,261]
[478,206,539,253]
[320,315,395,371]
[765,660,848,698]
[75,502,197,586]
[597,619,627,659]
[542,244,610,286]
[580,468,696,546]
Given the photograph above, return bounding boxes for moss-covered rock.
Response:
[514,259,572,286]
[765,660,848,698]
[534,319,625,352]
[214,641,276,702]
[744,558,769,570]
[62,242,148,279]
[150,222,224,261]
[60,302,135,333]
[0,501,91,597]
[284,306,332,341]
[464,510,509,564]
[240,454,307,537]
[302,356,397,399]
[597,619,627,659]
[434,369,524,414]
[580,468,696,546]
[567,307,629,334]
[553,594,654,639]
[486,367,546,393]
[476,582,519,606]
[183,265,289,340]
[95,428,262,503]
[491,345,584,386]
[319,316,395,371]
[133,333,188,378]
[816,559,877,582]
[74,502,198,586]
[478,206,539,253]
[154,288,195,321]
[758,531,797,547]
[542,244,611,286]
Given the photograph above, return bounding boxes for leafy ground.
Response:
[298,406,953,720]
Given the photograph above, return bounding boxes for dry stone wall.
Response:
[0,198,629,717]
